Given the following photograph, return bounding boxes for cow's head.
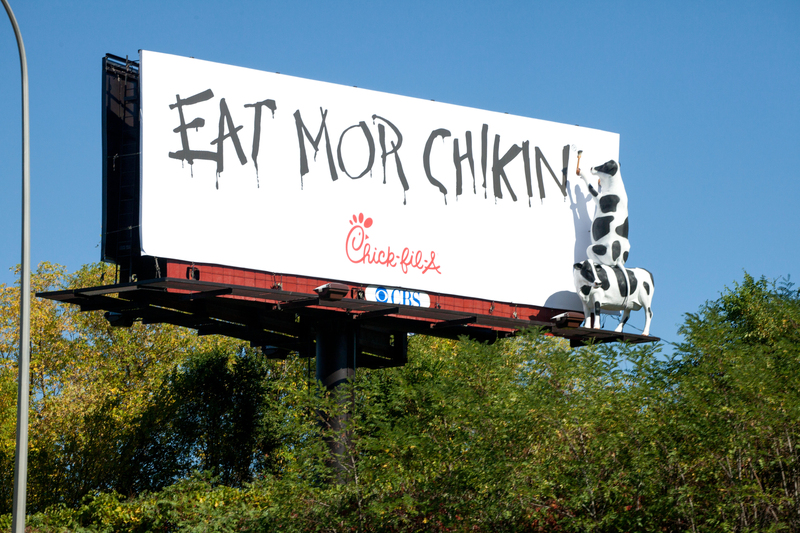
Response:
[590,160,620,190]
[573,261,599,298]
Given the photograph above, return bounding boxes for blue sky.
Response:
[0,1,798,349]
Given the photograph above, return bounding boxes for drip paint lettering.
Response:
[421,129,570,206]
[243,99,277,186]
[167,89,570,204]
[294,110,404,191]
[169,89,275,188]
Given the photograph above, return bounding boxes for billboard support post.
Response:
[2,1,32,532]
[316,321,356,482]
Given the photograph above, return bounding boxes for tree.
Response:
[113,345,286,495]
[0,263,264,512]
[669,274,800,531]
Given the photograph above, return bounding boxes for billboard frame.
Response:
[89,52,658,353]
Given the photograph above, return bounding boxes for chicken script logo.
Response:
[345,213,441,275]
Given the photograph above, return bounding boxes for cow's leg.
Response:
[593,301,601,329]
[579,300,592,328]
[642,307,653,336]
[615,309,630,333]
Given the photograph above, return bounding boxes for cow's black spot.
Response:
[580,261,595,282]
[623,251,629,263]
[643,281,651,295]
[615,217,629,238]
[587,184,599,197]
[599,195,620,213]
[592,244,607,256]
[592,216,614,240]
[581,285,592,296]
[594,160,618,177]
[596,265,610,290]
[613,267,628,296]
[612,241,621,261]
[626,269,638,293]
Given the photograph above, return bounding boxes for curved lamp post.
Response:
[1,1,31,532]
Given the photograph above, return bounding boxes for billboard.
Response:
[139,50,618,309]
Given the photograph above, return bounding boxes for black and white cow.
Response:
[578,160,630,267]
[573,260,654,336]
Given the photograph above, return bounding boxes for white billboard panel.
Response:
[139,51,617,309]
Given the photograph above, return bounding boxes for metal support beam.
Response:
[273,296,319,311]
[430,315,477,329]
[352,306,399,321]
[178,287,233,301]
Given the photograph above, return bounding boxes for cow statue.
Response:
[577,159,630,268]
[573,260,654,336]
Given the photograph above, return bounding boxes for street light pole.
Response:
[1,1,31,532]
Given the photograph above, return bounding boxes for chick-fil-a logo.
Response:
[345,213,441,274]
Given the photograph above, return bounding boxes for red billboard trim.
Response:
[163,260,563,326]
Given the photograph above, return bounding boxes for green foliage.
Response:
[2,472,269,533]
[110,346,285,496]
[0,263,290,514]
[671,274,800,531]
[1,268,799,532]
[246,333,673,532]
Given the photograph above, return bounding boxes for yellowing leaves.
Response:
[0,262,246,511]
